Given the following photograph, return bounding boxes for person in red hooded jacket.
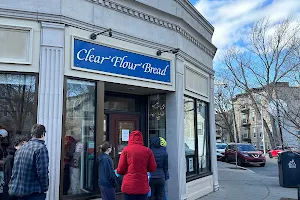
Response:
[117,130,156,200]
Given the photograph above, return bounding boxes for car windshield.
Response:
[238,145,256,151]
[216,144,227,149]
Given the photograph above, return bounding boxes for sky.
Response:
[190,0,300,61]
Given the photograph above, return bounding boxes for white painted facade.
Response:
[0,0,218,200]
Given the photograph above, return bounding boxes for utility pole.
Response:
[261,99,266,154]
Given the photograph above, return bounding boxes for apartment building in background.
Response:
[232,82,300,151]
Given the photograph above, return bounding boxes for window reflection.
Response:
[184,96,196,174]
[197,100,209,173]
[64,79,96,195]
[149,94,166,140]
[0,73,36,160]
[184,96,210,177]
[104,96,136,112]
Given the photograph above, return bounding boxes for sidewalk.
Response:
[197,162,298,200]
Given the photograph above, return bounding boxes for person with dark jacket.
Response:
[117,130,157,200]
[159,137,169,200]
[98,141,116,200]
[3,135,28,200]
[9,124,49,200]
[149,137,168,200]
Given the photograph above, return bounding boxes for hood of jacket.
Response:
[6,146,16,156]
[150,137,161,148]
[128,130,144,145]
[98,152,110,162]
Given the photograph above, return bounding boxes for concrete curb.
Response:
[226,162,254,172]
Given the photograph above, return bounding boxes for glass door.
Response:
[110,114,139,167]
[109,114,139,194]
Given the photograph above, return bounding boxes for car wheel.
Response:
[237,157,243,166]
[225,155,229,163]
[225,156,229,163]
[269,153,273,158]
[259,163,265,167]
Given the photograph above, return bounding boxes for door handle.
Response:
[113,147,116,157]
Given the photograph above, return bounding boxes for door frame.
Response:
[104,91,148,146]
[109,114,140,161]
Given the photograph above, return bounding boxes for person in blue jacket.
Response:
[98,142,117,200]
[159,137,169,200]
[150,137,168,200]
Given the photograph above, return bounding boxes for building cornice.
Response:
[0,7,214,75]
[86,0,216,58]
[174,0,214,34]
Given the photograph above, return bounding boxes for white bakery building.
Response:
[0,0,218,199]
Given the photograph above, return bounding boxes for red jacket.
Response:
[117,130,156,195]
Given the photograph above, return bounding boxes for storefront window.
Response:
[197,100,209,173]
[149,94,166,140]
[184,96,210,179]
[0,73,37,157]
[184,96,196,175]
[63,79,96,196]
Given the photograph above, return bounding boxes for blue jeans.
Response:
[17,193,46,200]
[123,193,148,200]
[100,186,116,200]
[164,181,168,200]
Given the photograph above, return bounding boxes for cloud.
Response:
[193,0,300,60]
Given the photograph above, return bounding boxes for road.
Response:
[245,157,279,177]
[221,156,279,177]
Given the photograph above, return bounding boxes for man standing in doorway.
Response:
[9,124,49,200]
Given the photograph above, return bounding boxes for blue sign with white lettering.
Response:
[73,39,171,83]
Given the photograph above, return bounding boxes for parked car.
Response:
[268,146,283,158]
[216,143,227,161]
[224,143,266,167]
[268,146,293,158]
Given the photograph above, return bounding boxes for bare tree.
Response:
[220,17,300,149]
[214,82,239,143]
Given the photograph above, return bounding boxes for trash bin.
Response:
[278,151,300,188]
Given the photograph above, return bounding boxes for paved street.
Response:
[246,157,279,177]
[197,161,298,200]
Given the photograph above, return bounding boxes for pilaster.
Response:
[37,22,65,200]
[166,55,187,200]
[209,76,219,191]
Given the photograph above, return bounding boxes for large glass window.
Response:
[184,97,196,175]
[63,79,96,196]
[149,94,166,140]
[184,96,210,178]
[0,73,37,157]
[197,100,209,173]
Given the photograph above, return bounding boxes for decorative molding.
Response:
[85,0,216,57]
[41,22,64,47]
[175,0,214,34]
[185,65,209,98]
[0,7,215,75]
[0,24,33,65]
[41,21,65,29]
[178,50,214,75]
